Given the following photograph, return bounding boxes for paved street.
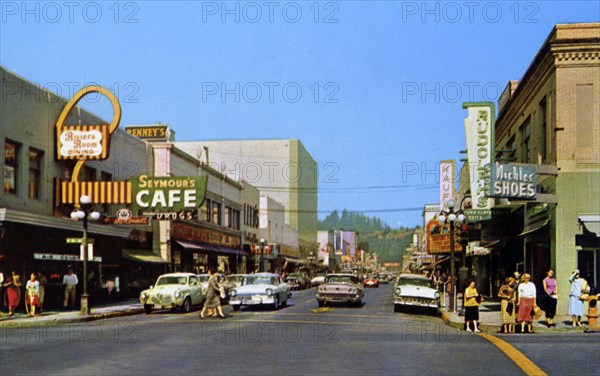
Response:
[1,284,598,375]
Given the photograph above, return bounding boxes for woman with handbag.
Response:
[568,270,587,327]
[542,269,558,327]
[464,280,481,332]
[517,273,536,333]
[25,272,40,317]
[497,277,516,333]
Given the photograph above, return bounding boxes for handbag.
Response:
[579,293,590,301]
[531,305,543,320]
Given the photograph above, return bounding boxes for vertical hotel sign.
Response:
[439,160,455,210]
[463,102,495,211]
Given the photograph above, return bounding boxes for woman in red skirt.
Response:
[25,273,40,317]
[3,271,22,316]
[517,273,537,333]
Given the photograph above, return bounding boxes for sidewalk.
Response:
[439,299,598,334]
[0,299,144,328]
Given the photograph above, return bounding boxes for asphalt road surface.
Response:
[1,284,598,375]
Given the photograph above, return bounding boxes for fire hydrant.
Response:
[586,295,599,332]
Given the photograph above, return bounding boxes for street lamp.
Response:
[437,199,467,313]
[71,195,100,315]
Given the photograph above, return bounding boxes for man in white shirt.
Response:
[63,266,78,309]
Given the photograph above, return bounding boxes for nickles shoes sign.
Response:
[488,162,537,200]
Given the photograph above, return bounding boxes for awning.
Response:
[0,208,131,238]
[418,256,449,270]
[519,218,550,238]
[174,239,245,255]
[579,215,600,237]
[122,249,168,264]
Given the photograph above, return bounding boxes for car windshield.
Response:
[326,276,357,284]
[397,278,432,288]
[244,276,277,285]
[228,275,244,283]
[156,276,188,286]
[197,275,210,283]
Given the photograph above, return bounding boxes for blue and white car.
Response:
[229,273,291,311]
[393,274,440,312]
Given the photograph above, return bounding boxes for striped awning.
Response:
[60,181,133,204]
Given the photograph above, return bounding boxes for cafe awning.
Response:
[122,249,168,264]
[174,239,245,255]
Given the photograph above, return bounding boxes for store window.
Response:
[212,202,222,225]
[225,206,233,228]
[28,148,43,199]
[202,199,211,222]
[4,140,19,195]
[233,209,240,230]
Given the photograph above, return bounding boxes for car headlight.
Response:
[140,292,148,300]
[395,287,401,295]
[230,289,237,297]
[434,291,440,299]
[266,288,274,296]
[174,289,182,298]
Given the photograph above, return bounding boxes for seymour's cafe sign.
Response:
[57,86,207,222]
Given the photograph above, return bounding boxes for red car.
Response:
[363,276,379,288]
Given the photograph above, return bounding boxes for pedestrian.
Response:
[25,272,40,317]
[568,269,588,327]
[63,266,78,310]
[199,268,226,319]
[497,277,517,333]
[517,273,537,333]
[542,269,558,327]
[464,280,481,332]
[36,271,47,313]
[3,271,21,316]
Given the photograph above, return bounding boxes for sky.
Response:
[1,1,598,228]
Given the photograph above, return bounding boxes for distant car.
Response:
[393,273,440,312]
[364,276,379,288]
[229,273,291,311]
[285,276,305,290]
[316,273,364,307]
[311,274,326,287]
[140,273,204,314]
[288,273,310,289]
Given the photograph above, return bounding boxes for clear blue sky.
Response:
[2,1,598,227]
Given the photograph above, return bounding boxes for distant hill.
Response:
[318,210,415,264]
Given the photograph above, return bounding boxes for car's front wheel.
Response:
[181,297,191,313]
[394,304,401,313]
[144,304,153,314]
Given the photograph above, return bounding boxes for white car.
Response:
[229,273,291,311]
[140,273,205,314]
[393,274,440,312]
[311,275,326,287]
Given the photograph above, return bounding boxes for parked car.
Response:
[139,273,204,314]
[378,273,392,284]
[229,273,291,311]
[197,273,235,301]
[227,274,247,289]
[363,275,379,288]
[288,273,310,289]
[393,273,440,312]
[316,273,364,307]
[311,274,326,287]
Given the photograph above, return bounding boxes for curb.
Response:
[0,308,144,329]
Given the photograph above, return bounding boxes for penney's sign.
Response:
[488,163,537,200]
[131,175,208,212]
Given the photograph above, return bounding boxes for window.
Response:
[202,199,211,222]
[233,209,240,230]
[28,148,43,199]
[225,206,233,228]
[4,140,19,195]
[506,135,516,161]
[212,202,222,225]
[520,119,531,163]
[539,97,547,162]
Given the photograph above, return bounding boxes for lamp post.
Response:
[259,238,266,272]
[71,195,100,315]
[438,199,466,313]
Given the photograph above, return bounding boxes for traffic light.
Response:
[457,223,469,248]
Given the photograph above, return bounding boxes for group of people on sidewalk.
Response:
[464,269,592,333]
[0,266,88,319]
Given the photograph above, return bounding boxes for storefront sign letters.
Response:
[488,162,537,199]
[131,175,208,214]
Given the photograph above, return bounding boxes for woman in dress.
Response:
[3,271,21,316]
[464,280,481,332]
[25,272,40,317]
[497,277,516,333]
[542,269,558,327]
[517,273,536,333]
[199,269,226,319]
[568,270,587,327]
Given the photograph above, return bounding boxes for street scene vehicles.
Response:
[393,273,441,312]
[364,275,379,288]
[316,273,364,307]
[229,273,291,311]
[140,273,205,314]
